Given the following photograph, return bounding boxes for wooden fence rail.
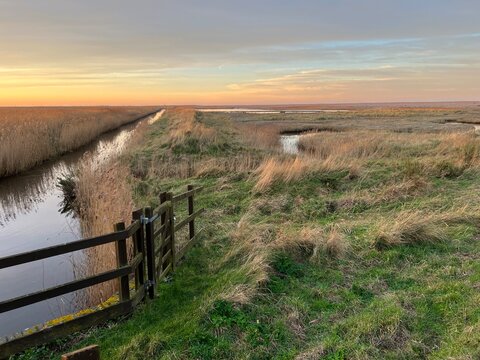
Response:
[0,185,204,359]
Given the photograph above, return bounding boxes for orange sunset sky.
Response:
[0,1,479,106]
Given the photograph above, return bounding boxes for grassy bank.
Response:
[0,106,159,177]
[17,107,480,359]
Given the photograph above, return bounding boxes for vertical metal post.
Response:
[144,206,156,299]
[114,222,130,302]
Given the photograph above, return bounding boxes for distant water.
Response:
[280,135,301,154]
[198,108,349,114]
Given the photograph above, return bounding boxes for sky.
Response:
[0,0,479,106]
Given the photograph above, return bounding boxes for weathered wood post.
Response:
[144,206,156,299]
[114,222,130,302]
[165,192,176,270]
[159,192,167,273]
[187,185,195,240]
[132,208,145,293]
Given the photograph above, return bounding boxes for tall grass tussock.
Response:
[373,211,448,249]
[74,158,134,306]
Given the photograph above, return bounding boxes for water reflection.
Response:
[280,135,301,155]
[198,108,349,114]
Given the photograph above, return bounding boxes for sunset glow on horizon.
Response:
[0,1,479,106]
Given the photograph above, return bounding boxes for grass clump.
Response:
[374,211,448,249]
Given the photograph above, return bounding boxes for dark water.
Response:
[0,111,162,339]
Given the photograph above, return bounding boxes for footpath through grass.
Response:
[17,108,480,359]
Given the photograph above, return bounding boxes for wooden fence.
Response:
[0,185,204,359]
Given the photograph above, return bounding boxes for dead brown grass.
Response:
[332,177,431,213]
[137,154,263,181]
[235,122,283,150]
[253,130,480,192]
[74,158,134,306]
[373,211,448,249]
[0,106,158,177]
[253,156,346,192]
[167,108,217,148]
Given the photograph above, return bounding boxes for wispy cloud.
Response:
[0,1,479,104]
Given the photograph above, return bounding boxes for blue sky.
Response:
[0,0,478,105]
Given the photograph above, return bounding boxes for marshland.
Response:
[6,103,480,359]
[0,107,160,178]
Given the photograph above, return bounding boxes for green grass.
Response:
[15,109,480,359]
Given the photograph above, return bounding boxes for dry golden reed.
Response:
[75,158,134,306]
[0,106,158,177]
[166,108,217,147]
[235,122,283,150]
[254,130,480,191]
[373,211,448,249]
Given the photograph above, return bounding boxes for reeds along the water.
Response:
[253,130,480,192]
[235,122,283,150]
[0,106,158,177]
[74,158,134,307]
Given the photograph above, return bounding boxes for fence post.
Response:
[166,192,176,270]
[132,209,145,295]
[187,185,195,240]
[159,192,167,273]
[145,206,156,299]
[114,222,130,302]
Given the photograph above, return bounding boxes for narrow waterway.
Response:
[0,110,163,339]
[445,121,480,133]
[280,134,301,154]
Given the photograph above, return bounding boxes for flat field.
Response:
[19,104,480,359]
[0,106,159,177]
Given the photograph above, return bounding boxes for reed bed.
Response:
[74,158,134,307]
[132,154,263,181]
[166,108,217,149]
[0,106,158,177]
[235,122,284,150]
[254,130,480,191]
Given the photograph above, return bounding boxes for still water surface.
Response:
[280,135,301,154]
